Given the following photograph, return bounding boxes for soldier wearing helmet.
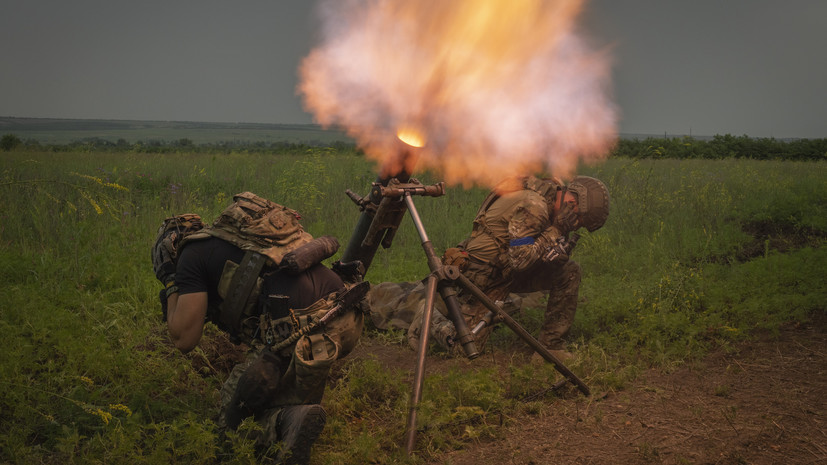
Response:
[436,175,609,360]
[367,175,609,361]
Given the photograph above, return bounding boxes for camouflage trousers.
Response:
[365,281,522,353]
[365,260,581,353]
[216,294,364,448]
[509,259,581,350]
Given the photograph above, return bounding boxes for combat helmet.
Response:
[567,176,610,232]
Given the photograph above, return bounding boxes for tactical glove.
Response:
[535,227,569,263]
[151,231,177,287]
[542,233,581,263]
[151,214,204,287]
[542,238,570,263]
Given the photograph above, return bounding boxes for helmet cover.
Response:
[567,176,609,232]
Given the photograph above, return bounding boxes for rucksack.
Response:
[181,191,314,266]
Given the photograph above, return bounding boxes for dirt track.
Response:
[199,314,826,464]
[422,319,827,465]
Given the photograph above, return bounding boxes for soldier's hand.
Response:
[541,236,570,263]
[151,214,203,286]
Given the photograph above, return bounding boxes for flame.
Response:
[397,126,426,148]
[299,0,617,187]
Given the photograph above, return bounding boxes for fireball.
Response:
[299,0,617,187]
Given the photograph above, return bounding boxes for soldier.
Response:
[369,175,609,362]
[152,193,365,464]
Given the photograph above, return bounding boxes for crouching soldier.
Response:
[151,192,366,464]
[365,175,609,363]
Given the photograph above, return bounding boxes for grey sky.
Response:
[1,0,824,139]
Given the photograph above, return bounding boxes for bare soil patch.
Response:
[196,312,825,464]
[337,317,826,465]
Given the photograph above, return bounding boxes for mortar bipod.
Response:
[401,191,591,456]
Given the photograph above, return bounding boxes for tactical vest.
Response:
[179,192,317,343]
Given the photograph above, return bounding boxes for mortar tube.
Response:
[340,148,415,275]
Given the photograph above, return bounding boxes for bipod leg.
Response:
[404,274,439,455]
[451,269,591,397]
[403,193,479,359]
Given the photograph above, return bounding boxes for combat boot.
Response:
[276,404,327,465]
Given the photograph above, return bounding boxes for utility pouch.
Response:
[442,247,470,272]
[292,333,338,403]
[261,294,290,320]
[258,295,292,347]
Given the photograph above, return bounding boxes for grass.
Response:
[0,149,824,463]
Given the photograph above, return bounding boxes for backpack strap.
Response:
[220,250,267,335]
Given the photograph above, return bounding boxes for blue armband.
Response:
[509,237,535,247]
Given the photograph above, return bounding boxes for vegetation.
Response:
[613,134,827,161]
[0,146,824,464]
[2,115,826,160]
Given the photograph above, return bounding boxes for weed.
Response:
[713,384,731,397]
[0,150,824,463]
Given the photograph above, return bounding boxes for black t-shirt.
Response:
[176,237,344,310]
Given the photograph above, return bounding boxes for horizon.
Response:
[0,115,817,142]
[1,1,825,141]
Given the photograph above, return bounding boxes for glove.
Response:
[151,214,203,287]
[542,239,570,263]
[536,227,569,263]
[331,260,365,284]
[553,201,580,233]
[151,230,178,287]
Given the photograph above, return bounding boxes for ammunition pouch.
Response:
[298,288,365,358]
[463,255,509,293]
[442,247,469,272]
[293,333,338,403]
[268,292,363,406]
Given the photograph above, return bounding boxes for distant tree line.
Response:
[2,132,826,161]
[0,134,360,155]
[612,134,826,161]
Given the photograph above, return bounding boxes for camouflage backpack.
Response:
[172,192,318,337]
[181,191,314,266]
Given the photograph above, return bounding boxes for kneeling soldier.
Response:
[152,192,366,464]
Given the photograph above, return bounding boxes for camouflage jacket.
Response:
[463,177,565,286]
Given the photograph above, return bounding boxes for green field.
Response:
[0,149,824,463]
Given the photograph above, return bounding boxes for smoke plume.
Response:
[299,0,617,187]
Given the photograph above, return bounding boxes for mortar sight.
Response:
[377,179,445,198]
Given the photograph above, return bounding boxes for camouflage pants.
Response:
[510,260,581,350]
[366,281,522,353]
[366,260,580,353]
[447,259,581,351]
[216,294,364,447]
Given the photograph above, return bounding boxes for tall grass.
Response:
[0,150,824,463]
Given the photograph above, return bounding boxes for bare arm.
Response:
[166,291,208,353]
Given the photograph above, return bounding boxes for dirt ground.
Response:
[197,312,825,465]
[334,315,826,465]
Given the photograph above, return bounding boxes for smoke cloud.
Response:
[299,0,617,187]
